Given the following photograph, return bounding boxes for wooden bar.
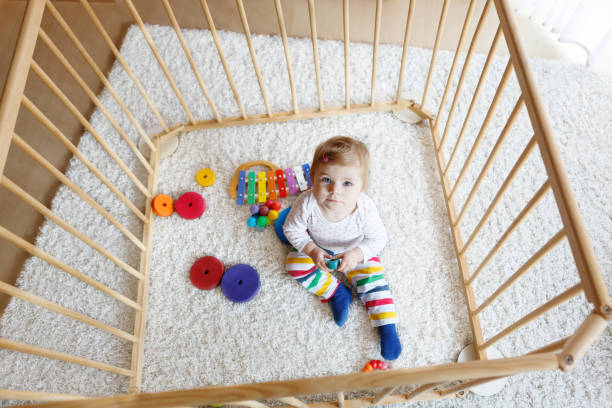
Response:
[79,0,168,135]
[395,0,415,103]
[123,0,196,124]
[37,28,153,174]
[232,401,269,408]
[277,397,309,408]
[440,25,503,153]
[0,0,45,176]
[30,60,151,198]
[21,96,148,224]
[447,61,514,198]
[129,136,161,392]
[460,136,536,253]
[421,0,450,110]
[0,389,88,402]
[405,382,442,401]
[473,229,566,315]
[336,392,345,408]
[455,97,525,225]
[433,0,479,130]
[434,0,495,134]
[39,353,560,407]
[307,0,324,111]
[560,311,607,371]
[45,0,157,151]
[429,120,487,359]
[0,280,138,343]
[236,0,272,117]
[479,284,583,351]
[161,0,222,122]
[274,0,299,114]
[370,0,383,106]
[438,376,502,396]
[1,175,143,281]
[466,181,553,284]
[0,338,134,377]
[343,0,350,109]
[373,386,396,404]
[183,100,421,132]
[529,337,569,355]
[198,0,247,119]
[12,133,147,252]
[495,0,611,316]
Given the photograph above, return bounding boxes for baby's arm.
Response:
[283,194,332,272]
[357,195,388,262]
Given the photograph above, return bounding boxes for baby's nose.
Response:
[330,183,341,194]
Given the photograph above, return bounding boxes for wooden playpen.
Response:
[0,0,609,406]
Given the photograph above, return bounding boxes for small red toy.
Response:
[362,359,388,372]
[176,191,206,219]
[190,256,224,290]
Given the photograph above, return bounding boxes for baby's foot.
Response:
[329,284,352,327]
[378,324,402,360]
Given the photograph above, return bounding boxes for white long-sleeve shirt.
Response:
[283,190,388,261]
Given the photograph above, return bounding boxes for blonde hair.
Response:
[311,136,370,188]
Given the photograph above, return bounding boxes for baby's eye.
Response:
[321,176,331,184]
[343,181,353,187]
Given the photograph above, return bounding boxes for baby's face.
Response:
[312,163,364,217]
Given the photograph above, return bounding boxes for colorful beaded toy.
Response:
[247,200,282,231]
[362,359,389,372]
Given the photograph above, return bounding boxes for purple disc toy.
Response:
[221,264,260,303]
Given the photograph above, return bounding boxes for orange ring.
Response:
[152,194,174,216]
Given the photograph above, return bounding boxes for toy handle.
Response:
[228,160,281,200]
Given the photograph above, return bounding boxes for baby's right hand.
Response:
[305,245,331,272]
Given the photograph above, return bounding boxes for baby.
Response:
[283,136,402,360]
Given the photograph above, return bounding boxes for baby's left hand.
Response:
[333,247,364,273]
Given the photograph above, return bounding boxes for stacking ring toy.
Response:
[175,192,206,219]
[152,194,173,217]
[190,256,224,290]
[195,168,215,187]
[221,264,260,303]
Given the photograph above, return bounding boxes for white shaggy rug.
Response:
[0,23,610,407]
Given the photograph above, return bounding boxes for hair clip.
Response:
[322,153,329,162]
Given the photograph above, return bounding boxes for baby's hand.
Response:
[304,245,331,272]
[333,247,364,273]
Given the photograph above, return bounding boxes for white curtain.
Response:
[516,0,612,67]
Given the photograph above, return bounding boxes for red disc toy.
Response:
[190,256,224,290]
[175,192,206,219]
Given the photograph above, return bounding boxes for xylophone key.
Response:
[258,172,267,203]
[247,172,256,204]
[276,169,287,197]
[293,166,308,192]
[302,163,313,188]
[237,170,246,205]
[266,171,277,200]
[285,168,298,195]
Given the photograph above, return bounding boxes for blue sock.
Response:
[329,284,352,327]
[378,324,402,360]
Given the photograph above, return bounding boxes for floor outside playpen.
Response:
[0,0,610,407]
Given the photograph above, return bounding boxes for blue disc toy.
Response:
[221,264,260,303]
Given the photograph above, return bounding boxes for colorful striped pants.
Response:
[285,251,398,327]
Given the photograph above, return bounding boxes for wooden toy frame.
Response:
[0,0,610,406]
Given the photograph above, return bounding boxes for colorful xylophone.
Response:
[228,160,313,205]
